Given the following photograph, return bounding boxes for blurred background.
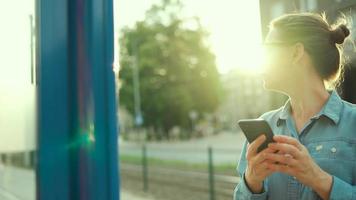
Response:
[0,0,355,200]
[116,0,356,200]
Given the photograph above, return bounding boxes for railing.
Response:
[120,144,242,200]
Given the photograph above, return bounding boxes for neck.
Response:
[285,79,330,120]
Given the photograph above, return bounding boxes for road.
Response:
[120,131,245,164]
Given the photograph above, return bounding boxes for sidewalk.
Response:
[121,189,155,200]
[0,164,154,200]
[0,164,35,200]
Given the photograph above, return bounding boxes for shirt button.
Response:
[331,147,337,153]
[316,145,323,151]
[293,176,297,180]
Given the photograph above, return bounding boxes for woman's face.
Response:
[262,29,295,91]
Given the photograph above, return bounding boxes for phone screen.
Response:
[238,119,275,152]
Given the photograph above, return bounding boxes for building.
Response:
[216,69,273,130]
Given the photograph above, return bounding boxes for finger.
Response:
[267,162,295,175]
[273,135,303,150]
[262,145,279,154]
[266,159,278,165]
[264,152,299,167]
[255,160,273,174]
[248,134,266,157]
[274,149,284,154]
[252,146,278,164]
[268,143,301,159]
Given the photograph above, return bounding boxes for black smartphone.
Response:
[238,119,275,153]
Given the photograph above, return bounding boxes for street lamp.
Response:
[131,40,143,127]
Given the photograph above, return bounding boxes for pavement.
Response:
[0,164,155,200]
[0,164,35,200]
[121,190,155,200]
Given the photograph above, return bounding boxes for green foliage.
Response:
[119,0,222,136]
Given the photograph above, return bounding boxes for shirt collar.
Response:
[278,90,343,125]
[279,99,291,120]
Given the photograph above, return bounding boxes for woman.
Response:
[234,13,356,200]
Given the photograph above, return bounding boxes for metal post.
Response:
[37,0,119,199]
[142,144,148,191]
[29,14,35,84]
[208,146,215,200]
[132,41,143,127]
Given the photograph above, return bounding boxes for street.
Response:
[120,131,245,164]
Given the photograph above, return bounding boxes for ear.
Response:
[291,42,305,64]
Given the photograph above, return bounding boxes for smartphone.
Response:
[238,119,275,153]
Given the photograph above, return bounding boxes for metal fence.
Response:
[120,144,242,200]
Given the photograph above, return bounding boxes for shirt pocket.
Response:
[306,138,356,161]
[306,138,356,184]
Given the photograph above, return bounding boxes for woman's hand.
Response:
[244,134,276,193]
[264,135,333,200]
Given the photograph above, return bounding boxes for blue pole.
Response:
[37,0,119,199]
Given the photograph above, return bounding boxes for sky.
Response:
[114,0,264,74]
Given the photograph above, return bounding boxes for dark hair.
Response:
[270,13,351,88]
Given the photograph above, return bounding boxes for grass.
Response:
[120,154,236,175]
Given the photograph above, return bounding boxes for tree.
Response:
[118,0,222,138]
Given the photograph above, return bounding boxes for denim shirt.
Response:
[234,91,356,200]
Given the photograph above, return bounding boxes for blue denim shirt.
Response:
[234,91,356,200]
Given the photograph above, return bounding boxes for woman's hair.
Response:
[270,12,351,89]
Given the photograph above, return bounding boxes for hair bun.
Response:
[331,24,350,44]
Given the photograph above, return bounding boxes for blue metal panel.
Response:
[36,0,70,199]
[37,0,119,199]
[103,1,121,198]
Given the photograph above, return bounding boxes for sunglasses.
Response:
[262,41,296,55]
[262,41,296,47]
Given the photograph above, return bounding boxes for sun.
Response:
[203,0,264,74]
